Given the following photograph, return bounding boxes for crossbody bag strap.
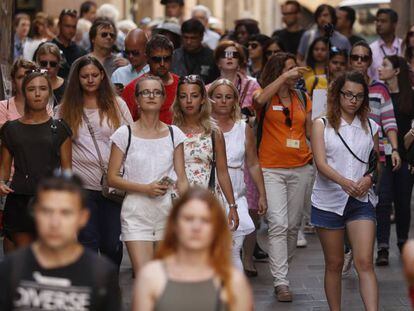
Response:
[337,131,368,164]
[167,125,174,147]
[82,112,106,174]
[50,118,60,169]
[239,77,252,105]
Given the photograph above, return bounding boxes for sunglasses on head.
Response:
[25,68,48,75]
[100,32,116,39]
[39,60,58,68]
[61,9,77,15]
[248,42,259,49]
[150,55,172,63]
[219,51,240,59]
[123,49,140,58]
[350,54,370,63]
[179,74,203,84]
[282,107,292,127]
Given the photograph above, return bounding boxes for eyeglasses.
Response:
[39,60,58,68]
[350,54,370,63]
[265,49,281,57]
[123,50,140,58]
[150,55,172,63]
[282,107,292,127]
[100,32,116,39]
[137,89,164,98]
[247,42,259,49]
[340,90,365,102]
[219,51,240,59]
[179,74,202,83]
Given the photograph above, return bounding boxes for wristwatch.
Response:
[229,203,238,209]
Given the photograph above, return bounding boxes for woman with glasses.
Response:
[311,71,379,310]
[133,187,253,311]
[0,70,72,252]
[253,52,313,302]
[247,34,270,78]
[376,55,414,265]
[172,75,239,232]
[57,55,133,267]
[36,42,66,107]
[108,75,188,276]
[303,37,329,97]
[208,78,267,271]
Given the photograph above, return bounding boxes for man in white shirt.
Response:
[111,28,149,89]
[191,5,220,50]
[368,8,402,81]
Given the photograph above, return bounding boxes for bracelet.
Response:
[229,203,238,209]
[392,148,398,153]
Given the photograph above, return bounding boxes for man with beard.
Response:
[121,35,178,123]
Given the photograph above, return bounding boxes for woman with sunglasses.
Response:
[253,52,312,302]
[303,37,329,97]
[133,187,253,311]
[0,70,72,252]
[36,42,66,107]
[108,75,188,276]
[172,75,239,232]
[57,55,133,267]
[376,55,414,265]
[208,78,267,271]
[247,34,270,78]
[311,71,379,311]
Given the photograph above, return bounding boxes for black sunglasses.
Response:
[150,55,172,63]
[248,42,259,49]
[100,32,116,39]
[123,50,140,57]
[283,107,292,127]
[39,60,58,68]
[350,54,370,63]
[219,51,240,59]
[265,49,281,57]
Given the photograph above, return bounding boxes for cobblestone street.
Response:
[118,224,411,310]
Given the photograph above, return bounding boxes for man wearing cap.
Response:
[172,18,219,84]
[161,0,185,23]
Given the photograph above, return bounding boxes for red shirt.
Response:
[121,73,179,124]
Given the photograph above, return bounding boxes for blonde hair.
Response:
[208,78,241,122]
[172,77,217,134]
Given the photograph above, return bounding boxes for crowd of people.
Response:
[1,0,414,310]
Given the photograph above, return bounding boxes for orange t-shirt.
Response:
[258,90,312,168]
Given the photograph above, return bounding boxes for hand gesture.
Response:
[282,66,309,82]
[340,178,360,198]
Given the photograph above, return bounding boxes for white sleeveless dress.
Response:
[223,121,255,237]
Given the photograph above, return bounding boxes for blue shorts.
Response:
[311,197,376,230]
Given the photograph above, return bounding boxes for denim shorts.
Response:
[311,196,376,230]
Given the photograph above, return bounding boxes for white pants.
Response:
[263,164,313,287]
[232,235,245,271]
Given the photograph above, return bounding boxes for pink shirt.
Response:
[0,98,22,127]
[368,37,402,81]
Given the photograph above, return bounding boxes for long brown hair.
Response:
[384,55,414,115]
[156,187,234,308]
[60,55,121,136]
[259,52,296,88]
[327,70,370,132]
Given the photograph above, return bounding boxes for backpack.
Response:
[256,89,308,150]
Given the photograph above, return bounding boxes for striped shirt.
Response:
[368,81,398,162]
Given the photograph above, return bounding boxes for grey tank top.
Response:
[154,263,228,311]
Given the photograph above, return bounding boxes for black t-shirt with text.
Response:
[0,247,121,311]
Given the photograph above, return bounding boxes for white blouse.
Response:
[311,117,379,215]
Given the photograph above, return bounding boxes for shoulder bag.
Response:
[83,113,131,204]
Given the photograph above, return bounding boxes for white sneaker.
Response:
[342,250,353,277]
[296,230,307,248]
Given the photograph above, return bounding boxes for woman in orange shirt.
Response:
[253,52,313,302]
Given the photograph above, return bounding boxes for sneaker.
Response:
[296,230,307,248]
[342,250,353,276]
[375,248,389,266]
[274,285,293,302]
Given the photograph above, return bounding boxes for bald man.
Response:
[111,28,150,88]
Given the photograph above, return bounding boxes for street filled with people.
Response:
[1,0,414,310]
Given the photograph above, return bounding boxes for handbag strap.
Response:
[208,131,216,190]
[50,118,60,169]
[167,125,174,147]
[82,112,106,174]
[336,119,374,165]
[239,78,252,105]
